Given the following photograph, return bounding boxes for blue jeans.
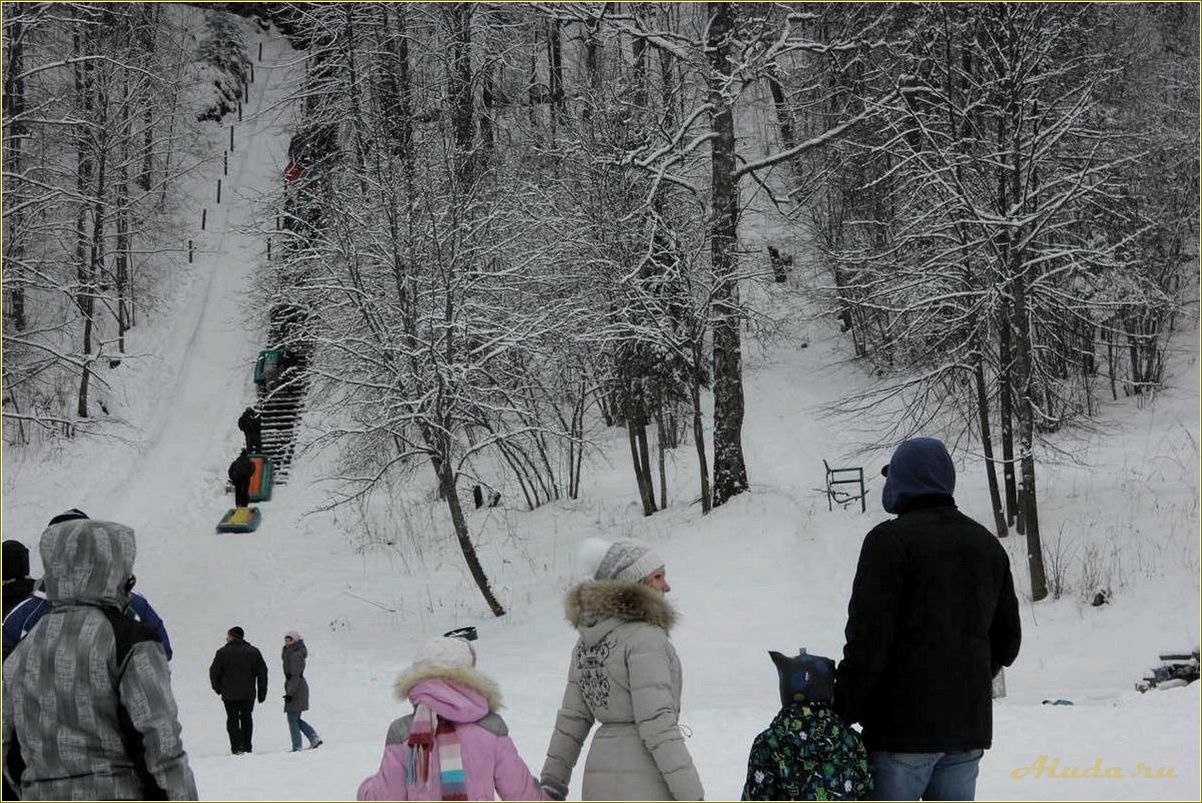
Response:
[868,750,984,800]
[286,710,319,750]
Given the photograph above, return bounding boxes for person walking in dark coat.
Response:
[833,437,1022,801]
[209,626,269,755]
[228,450,255,509]
[238,407,263,453]
[2,541,35,619]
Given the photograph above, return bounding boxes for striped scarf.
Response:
[406,704,467,801]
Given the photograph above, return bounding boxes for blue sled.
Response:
[216,507,262,533]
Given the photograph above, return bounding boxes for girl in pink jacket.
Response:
[358,634,547,801]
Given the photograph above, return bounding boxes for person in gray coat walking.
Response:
[282,630,323,751]
[1,517,197,800]
[541,538,703,801]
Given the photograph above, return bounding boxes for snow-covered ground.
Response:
[2,20,1199,803]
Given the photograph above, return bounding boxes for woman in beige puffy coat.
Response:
[540,538,703,801]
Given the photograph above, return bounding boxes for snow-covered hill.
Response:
[2,17,1198,803]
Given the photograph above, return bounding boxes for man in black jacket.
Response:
[237,407,262,453]
[209,626,269,755]
[2,540,35,619]
[228,450,255,509]
[834,437,1021,801]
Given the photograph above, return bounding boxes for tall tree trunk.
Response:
[343,6,367,185]
[430,440,505,617]
[574,393,586,496]
[446,3,474,187]
[691,340,712,514]
[627,411,654,516]
[636,415,657,510]
[707,1,749,506]
[547,16,563,133]
[115,70,133,352]
[569,377,585,498]
[975,354,1008,537]
[655,404,668,508]
[581,4,607,121]
[74,29,97,420]
[3,18,27,331]
[1012,272,1048,601]
[395,6,414,192]
[658,26,676,130]
[631,6,648,112]
[996,123,1019,526]
[765,65,795,151]
[480,59,496,161]
[136,5,157,192]
[1004,51,1048,597]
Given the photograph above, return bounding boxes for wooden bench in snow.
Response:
[824,459,866,513]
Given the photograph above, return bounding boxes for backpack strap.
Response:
[100,608,169,800]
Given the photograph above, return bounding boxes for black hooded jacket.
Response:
[2,541,35,619]
[237,409,261,442]
[834,439,1021,753]
[228,453,254,485]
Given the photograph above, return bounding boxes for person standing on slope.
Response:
[833,437,1022,801]
[238,406,263,453]
[282,631,323,752]
[540,538,703,801]
[1,516,197,800]
[228,450,255,509]
[210,626,269,755]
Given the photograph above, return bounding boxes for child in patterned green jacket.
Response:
[742,649,872,801]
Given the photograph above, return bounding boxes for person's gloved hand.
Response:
[284,695,293,703]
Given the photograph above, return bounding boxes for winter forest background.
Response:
[2,2,1200,800]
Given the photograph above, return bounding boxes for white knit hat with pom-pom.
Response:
[412,635,476,669]
[579,537,665,583]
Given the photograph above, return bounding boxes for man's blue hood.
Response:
[882,437,956,514]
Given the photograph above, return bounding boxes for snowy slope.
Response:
[3,18,1199,803]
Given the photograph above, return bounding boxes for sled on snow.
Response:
[253,349,281,386]
[1136,648,1200,692]
[248,453,273,502]
[216,507,262,533]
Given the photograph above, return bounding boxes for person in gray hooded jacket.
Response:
[541,538,703,801]
[1,517,197,801]
[282,630,322,751]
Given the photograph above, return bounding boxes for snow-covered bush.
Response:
[194,12,251,122]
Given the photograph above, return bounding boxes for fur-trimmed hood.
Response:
[394,664,503,715]
[565,579,677,646]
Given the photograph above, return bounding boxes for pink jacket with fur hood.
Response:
[357,663,547,801]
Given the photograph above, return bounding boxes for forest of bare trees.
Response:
[5,2,1197,611]
[2,2,226,442]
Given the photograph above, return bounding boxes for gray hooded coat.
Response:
[541,580,703,801]
[1,519,197,801]
[282,639,311,713]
